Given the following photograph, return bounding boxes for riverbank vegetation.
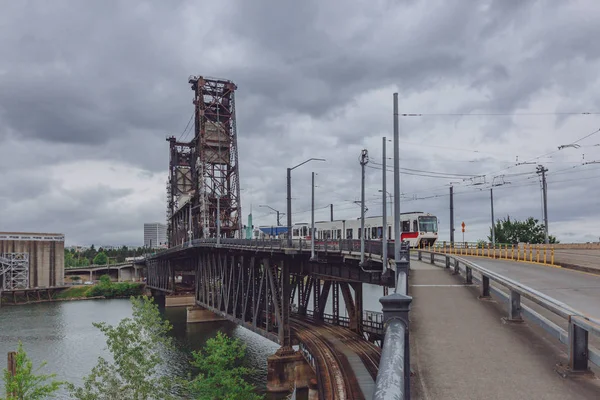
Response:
[55,275,144,300]
[64,245,154,268]
[1,296,263,400]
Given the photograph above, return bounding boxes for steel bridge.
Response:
[145,238,399,396]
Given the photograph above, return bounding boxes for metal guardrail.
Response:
[148,238,395,262]
[373,242,412,400]
[417,249,600,373]
[428,242,556,266]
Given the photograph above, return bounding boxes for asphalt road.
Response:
[460,257,600,321]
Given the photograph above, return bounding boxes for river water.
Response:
[0,284,386,399]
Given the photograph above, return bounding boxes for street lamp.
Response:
[287,158,326,246]
[259,205,284,226]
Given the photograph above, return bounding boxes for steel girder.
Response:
[0,253,29,290]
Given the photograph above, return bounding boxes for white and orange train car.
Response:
[290,211,438,248]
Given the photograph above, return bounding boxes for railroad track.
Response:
[291,317,382,399]
[300,317,381,380]
[291,319,365,400]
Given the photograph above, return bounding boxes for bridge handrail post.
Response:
[374,291,412,400]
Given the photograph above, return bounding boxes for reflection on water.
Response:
[0,284,386,399]
[0,298,281,399]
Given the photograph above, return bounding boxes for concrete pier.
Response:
[165,295,195,307]
[186,305,226,323]
[267,348,314,393]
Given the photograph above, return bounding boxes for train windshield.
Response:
[418,216,438,233]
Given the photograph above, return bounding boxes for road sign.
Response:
[461,221,465,232]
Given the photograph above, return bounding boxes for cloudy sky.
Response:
[1,0,600,246]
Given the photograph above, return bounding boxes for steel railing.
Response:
[417,249,600,372]
[427,242,556,266]
[373,241,412,400]
[147,238,397,261]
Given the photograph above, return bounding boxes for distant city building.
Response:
[144,223,167,248]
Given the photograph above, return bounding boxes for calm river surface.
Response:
[0,284,386,399]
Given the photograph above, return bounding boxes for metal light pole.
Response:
[359,149,369,265]
[381,137,388,270]
[490,188,495,245]
[393,93,407,293]
[311,172,316,260]
[287,158,326,247]
[259,205,283,226]
[450,186,455,245]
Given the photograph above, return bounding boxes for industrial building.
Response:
[144,223,167,248]
[0,232,65,290]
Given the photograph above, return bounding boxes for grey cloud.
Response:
[2,0,600,245]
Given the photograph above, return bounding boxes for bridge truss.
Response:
[166,76,242,246]
[0,252,29,290]
[146,241,392,347]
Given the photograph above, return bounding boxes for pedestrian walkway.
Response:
[409,260,600,400]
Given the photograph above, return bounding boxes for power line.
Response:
[401,112,600,116]
[178,112,195,142]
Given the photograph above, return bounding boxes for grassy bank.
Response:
[1,279,145,305]
[56,281,144,300]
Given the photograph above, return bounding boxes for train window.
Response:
[358,228,362,239]
[346,228,353,239]
[402,221,410,232]
[377,226,383,238]
[388,226,392,239]
[302,226,307,236]
[337,229,342,239]
[372,227,378,238]
[413,220,418,232]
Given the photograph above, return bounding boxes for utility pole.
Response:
[382,137,388,271]
[330,204,334,222]
[311,172,316,260]
[286,168,292,246]
[537,165,549,244]
[449,186,455,244]
[490,188,495,245]
[359,149,369,265]
[216,196,221,245]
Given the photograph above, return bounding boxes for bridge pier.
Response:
[186,305,226,323]
[267,347,314,393]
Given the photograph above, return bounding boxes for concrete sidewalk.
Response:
[409,260,600,400]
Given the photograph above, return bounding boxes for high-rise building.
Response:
[144,223,167,248]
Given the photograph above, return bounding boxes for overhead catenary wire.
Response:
[178,111,195,142]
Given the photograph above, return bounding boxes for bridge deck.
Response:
[292,317,380,399]
[409,260,600,399]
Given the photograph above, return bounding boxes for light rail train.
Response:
[290,211,438,248]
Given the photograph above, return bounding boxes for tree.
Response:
[488,215,558,244]
[67,296,179,400]
[1,341,64,400]
[187,331,262,400]
[92,252,108,265]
